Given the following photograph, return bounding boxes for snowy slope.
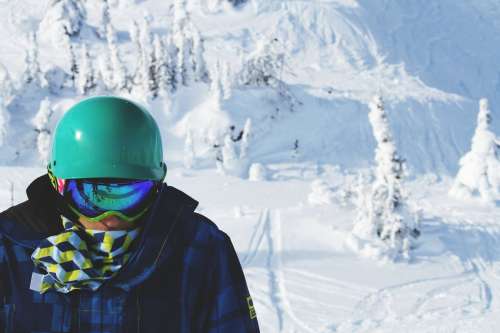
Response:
[0,0,498,173]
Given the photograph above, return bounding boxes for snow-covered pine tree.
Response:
[61,34,79,88]
[173,0,194,87]
[40,0,87,47]
[22,31,44,87]
[153,34,175,97]
[173,0,188,33]
[175,31,194,87]
[164,35,179,93]
[131,16,155,100]
[141,16,157,98]
[238,38,299,112]
[106,24,128,91]
[449,98,500,202]
[222,134,240,175]
[129,20,141,52]
[207,131,224,173]
[211,61,224,110]
[183,129,195,169]
[97,52,113,90]
[238,38,283,88]
[191,27,209,83]
[0,65,14,103]
[98,0,111,39]
[240,118,252,159]
[77,43,96,95]
[0,97,9,147]
[221,61,232,99]
[352,95,419,259]
[151,34,165,98]
[32,98,54,164]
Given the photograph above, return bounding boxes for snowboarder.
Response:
[0,96,260,332]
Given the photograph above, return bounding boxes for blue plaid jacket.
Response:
[0,177,260,333]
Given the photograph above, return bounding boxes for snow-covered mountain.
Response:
[0,0,498,174]
[1,1,500,332]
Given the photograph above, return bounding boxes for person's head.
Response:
[48,96,167,230]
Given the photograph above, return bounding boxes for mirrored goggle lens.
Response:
[63,179,157,218]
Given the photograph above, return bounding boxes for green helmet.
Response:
[49,96,167,181]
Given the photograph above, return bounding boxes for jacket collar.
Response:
[111,183,199,290]
[0,179,199,290]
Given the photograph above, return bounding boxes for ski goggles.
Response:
[48,171,160,223]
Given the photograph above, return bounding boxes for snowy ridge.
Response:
[0,1,499,332]
[0,0,497,173]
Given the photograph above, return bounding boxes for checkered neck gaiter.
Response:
[30,216,141,294]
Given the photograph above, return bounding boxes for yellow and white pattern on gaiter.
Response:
[31,216,141,294]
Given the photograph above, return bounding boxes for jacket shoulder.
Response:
[191,212,229,243]
[0,200,62,236]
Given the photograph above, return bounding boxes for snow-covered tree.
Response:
[164,36,179,93]
[60,34,79,88]
[130,16,156,99]
[238,38,284,88]
[0,66,13,103]
[171,0,210,88]
[76,43,96,95]
[153,34,178,97]
[222,134,240,174]
[221,61,232,99]
[32,98,54,164]
[0,98,9,147]
[39,0,86,47]
[191,27,209,83]
[22,31,44,87]
[175,31,194,87]
[238,38,299,112]
[173,0,195,87]
[106,24,128,91]
[153,35,176,96]
[173,0,188,32]
[150,34,166,98]
[97,52,113,90]
[449,98,500,202]
[240,118,252,159]
[183,129,195,169]
[98,0,111,39]
[129,20,141,52]
[210,136,224,174]
[352,96,419,259]
[211,61,224,108]
[141,16,155,91]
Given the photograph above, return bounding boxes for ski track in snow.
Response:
[244,209,316,333]
[339,217,500,332]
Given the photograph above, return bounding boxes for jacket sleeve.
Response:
[0,235,6,329]
[204,233,260,333]
[0,235,5,301]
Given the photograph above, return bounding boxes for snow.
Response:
[449,98,500,204]
[248,162,267,181]
[0,0,500,331]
